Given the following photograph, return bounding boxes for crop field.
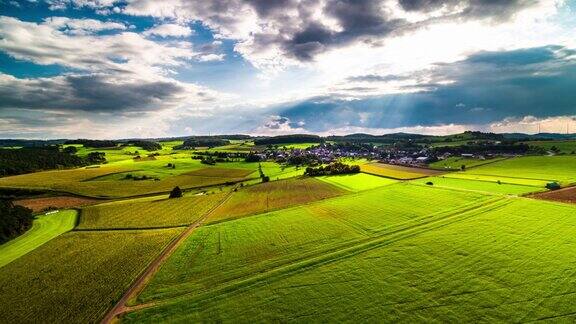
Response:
[0,210,77,268]
[78,193,227,229]
[0,228,182,323]
[461,156,576,186]
[124,197,576,323]
[135,183,489,304]
[207,177,346,224]
[361,163,443,179]
[444,172,550,187]
[15,195,100,212]
[317,173,398,192]
[183,167,255,178]
[532,186,576,204]
[429,157,507,170]
[411,176,546,195]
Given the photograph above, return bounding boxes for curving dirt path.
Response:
[100,192,233,324]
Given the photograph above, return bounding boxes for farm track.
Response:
[100,192,234,324]
[124,196,511,316]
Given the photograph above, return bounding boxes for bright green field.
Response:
[0,210,77,268]
[124,197,576,323]
[444,172,550,187]
[0,228,183,323]
[78,193,226,229]
[317,173,398,192]
[135,183,489,304]
[429,157,507,170]
[411,176,546,195]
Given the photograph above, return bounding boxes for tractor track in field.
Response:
[124,196,511,315]
[100,191,233,324]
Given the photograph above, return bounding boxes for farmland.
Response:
[15,195,100,212]
[78,193,227,229]
[0,210,76,268]
[360,162,443,179]
[411,176,545,195]
[1,140,576,323]
[317,173,398,192]
[0,228,183,323]
[207,177,346,224]
[124,197,576,323]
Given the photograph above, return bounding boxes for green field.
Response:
[0,228,183,323]
[0,210,77,268]
[124,197,576,323]
[458,156,576,186]
[207,177,346,224]
[429,156,507,170]
[411,176,546,195]
[134,183,489,304]
[317,173,398,192]
[78,194,226,229]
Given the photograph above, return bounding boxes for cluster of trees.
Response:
[175,137,229,149]
[200,156,217,165]
[305,162,360,176]
[0,147,104,176]
[254,134,322,146]
[125,140,162,151]
[258,163,269,182]
[0,200,34,244]
[64,139,117,148]
[245,153,262,162]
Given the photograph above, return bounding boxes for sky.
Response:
[0,0,575,139]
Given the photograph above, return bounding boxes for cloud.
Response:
[143,23,193,37]
[0,72,218,113]
[0,16,203,75]
[268,45,576,133]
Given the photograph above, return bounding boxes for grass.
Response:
[207,177,346,224]
[461,156,576,186]
[0,210,77,268]
[444,172,550,187]
[0,228,183,323]
[134,183,488,304]
[317,173,398,192]
[411,176,546,195]
[429,156,507,170]
[361,163,442,179]
[78,193,227,229]
[124,197,576,323]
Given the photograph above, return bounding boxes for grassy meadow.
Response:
[0,210,77,268]
[360,162,442,179]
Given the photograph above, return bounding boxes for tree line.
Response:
[0,200,34,245]
[0,147,106,177]
[305,162,360,176]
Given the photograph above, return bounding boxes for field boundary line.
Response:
[73,225,189,232]
[100,191,234,324]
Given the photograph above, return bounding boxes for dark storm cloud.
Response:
[398,0,540,21]
[0,74,187,112]
[273,45,576,132]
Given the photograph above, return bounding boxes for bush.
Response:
[546,182,561,190]
[426,181,433,186]
[305,162,361,176]
[169,186,183,198]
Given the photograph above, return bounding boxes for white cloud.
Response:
[489,115,576,134]
[143,23,193,37]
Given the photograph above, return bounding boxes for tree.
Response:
[63,146,78,154]
[169,186,183,198]
[461,164,466,171]
[546,182,561,190]
[0,200,34,244]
